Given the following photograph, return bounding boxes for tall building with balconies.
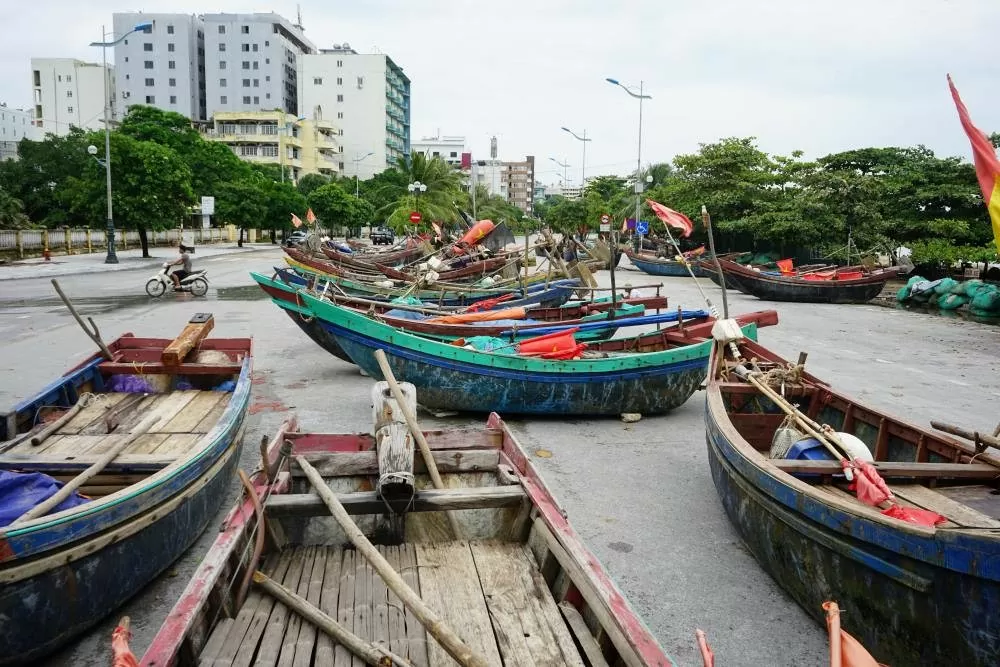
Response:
[298,45,410,179]
[200,109,339,182]
[29,58,112,136]
[503,156,535,215]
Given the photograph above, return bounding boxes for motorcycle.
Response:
[145,263,209,297]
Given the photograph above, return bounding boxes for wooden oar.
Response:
[52,278,112,360]
[294,455,489,667]
[373,349,463,540]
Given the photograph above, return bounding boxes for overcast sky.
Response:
[2,0,997,186]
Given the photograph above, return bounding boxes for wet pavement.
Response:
[1,247,998,666]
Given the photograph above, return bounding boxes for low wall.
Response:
[0,226,240,259]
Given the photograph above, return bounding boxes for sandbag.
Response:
[934,278,958,295]
[938,293,969,310]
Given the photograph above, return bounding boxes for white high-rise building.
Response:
[299,45,410,179]
[203,13,315,119]
[411,135,465,167]
[113,13,205,120]
[0,105,40,160]
[30,58,112,136]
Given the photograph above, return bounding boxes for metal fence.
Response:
[0,227,235,257]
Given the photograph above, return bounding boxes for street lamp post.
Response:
[353,151,374,197]
[548,157,570,189]
[407,180,427,221]
[90,21,153,264]
[279,115,307,183]
[606,78,652,237]
[561,127,591,190]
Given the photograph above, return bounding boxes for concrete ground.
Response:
[0,247,997,666]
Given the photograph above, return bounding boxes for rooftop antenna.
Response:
[294,4,303,30]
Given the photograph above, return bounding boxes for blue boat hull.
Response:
[319,320,709,415]
[706,399,1000,666]
[629,255,706,278]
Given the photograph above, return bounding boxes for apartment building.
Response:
[112,13,205,120]
[201,110,340,182]
[504,156,535,215]
[203,13,315,119]
[299,44,410,179]
[0,105,40,159]
[30,58,111,136]
[411,135,465,167]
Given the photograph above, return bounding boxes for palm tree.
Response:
[376,153,466,231]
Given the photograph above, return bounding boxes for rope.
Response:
[376,471,417,515]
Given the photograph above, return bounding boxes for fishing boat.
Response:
[301,292,778,415]
[714,258,899,304]
[705,333,1000,666]
[141,409,676,666]
[625,249,707,278]
[0,314,252,666]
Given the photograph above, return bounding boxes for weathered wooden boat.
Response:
[715,258,898,303]
[0,315,252,666]
[301,292,778,415]
[321,244,399,273]
[625,249,707,278]
[705,334,1000,666]
[141,410,676,666]
[375,254,516,283]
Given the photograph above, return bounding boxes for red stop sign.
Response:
[409,211,422,223]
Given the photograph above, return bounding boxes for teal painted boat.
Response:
[301,292,778,416]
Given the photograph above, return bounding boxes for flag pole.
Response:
[648,200,722,318]
[702,205,729,319]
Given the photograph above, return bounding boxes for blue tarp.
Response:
[0,470,90,528]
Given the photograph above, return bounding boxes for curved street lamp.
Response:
[548,157,570,188]
[353,151,374,197]
[606,77,652,233]
[89,21,153,264]
[407,180,427,219]
[561,127,591,189]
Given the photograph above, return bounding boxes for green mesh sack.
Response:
[896,286,912,302]
[970,307,1000,318]
[938,293,969,310]
[389,296,423,306]
[970,288,1000,312]
[905,275,927,288]
[963,279,985,296]
[934,278,958,295]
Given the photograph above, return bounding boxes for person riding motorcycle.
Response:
[168,243,194,290]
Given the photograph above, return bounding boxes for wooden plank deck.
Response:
[198,542,581,666]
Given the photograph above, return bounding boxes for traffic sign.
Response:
[200,196,215,215]
[636,220,649,235]
[600,213,610,224]
[409,211,422,223]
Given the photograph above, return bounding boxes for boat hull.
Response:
[718,260,891,304]
[0,423,244,666]
[628,252,706,277]
[705,395,1000,666]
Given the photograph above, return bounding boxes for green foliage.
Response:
[469,183,524,226]
[0,189,31,228]
[296,173,330,198]
[544,197,589,235]
[308,182,372,234]
[909,239,998,266]
[376,153,465,232]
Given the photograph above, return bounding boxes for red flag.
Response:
[306,208,317,224]
[646,199,694,237]
[948,75,1000,252]
[290,213,303,228]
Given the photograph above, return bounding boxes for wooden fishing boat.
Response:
[376,255,517,283]
[301,292,778,415]
[0,315,252,666]
[714,258,899,304]
[705,334,1000,666]
[140,410,676,666]
[625,249,707,278]
[321,244,397,273]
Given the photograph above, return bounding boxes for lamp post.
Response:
[407,180,427,222]
[353,151,374,197]
[279,115,307,183]
[548,157,570,190]
[561,127,591,190]
[606,77,652,237]
[90,21,153,264]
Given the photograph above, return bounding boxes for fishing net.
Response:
[963,279,985,296]
[770,418,804,458]
[933,278,958,295]
[971,287,1000,312]
[937,293,969,310]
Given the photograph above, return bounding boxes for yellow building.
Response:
[201,110,341,182]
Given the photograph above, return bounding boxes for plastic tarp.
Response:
[0,470,90,527]
[383,309,428,321]
[427,307,527,324]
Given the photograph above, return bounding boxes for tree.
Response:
[8,129,92,227]
[261,180,308,242]
[297,173,330,198]
[308,182,372,237]
[65,132,194,256]
[544,197,589,235]
[375,153,466,231]
[0,190,31,229]
[214,175,270,246]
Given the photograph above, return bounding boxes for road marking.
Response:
[874,358,892,364]
[947,379,970,387]
[16,315,30,319]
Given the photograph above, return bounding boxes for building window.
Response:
[125,57,129,62]
[242,78,250,87]
[169,78,176,86]
[167,25,174,34]
[337,77,343,85]
[242,43,249,52]
[252,44,258,52]
[339,129,344,136]
[265,58,270,64]
[262,144,278,157]
[125,74,130,80]
[169,95,177,104]
[219,43,226,52]
[264,40,269,46]
[144,43,153,51]
[242,96,251,104]
[265,93,271,99]
[337,60,343,67]
[220,78,227,87]
[67,106,74,113]
[313,77,322,85]
[253,61,259,70]
[337,94,343,102]
[220,95,227,104]
[220,61,226,69]
[168,61,176,69]
[145,78,154,86]
[265,75,270,82]
[253,79,259,87]
[66,75,72,82]
[144,61,154,69]
[241,25,249,34]
[167,43,175,52]
[450,152,457,158]
[66,90,73,98]
[242,61,250,69]
[337,112,343,119]
[218,25,225,34]
[357,76,364,87]
[145,95,155,104]
[253,96,259,104]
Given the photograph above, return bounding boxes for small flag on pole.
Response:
[306,208,317,224]
[646,199,694,237]
[291,213,303,228]
[948,74,1000,253]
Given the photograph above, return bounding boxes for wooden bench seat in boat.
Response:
[816,483,1000,530]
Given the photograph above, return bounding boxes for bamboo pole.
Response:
[253,570,414,666]
[929,421,1000,453]
[294,455,489,667]
[373,349,463,540]
[30,401,86,447]
[52,279,112,359]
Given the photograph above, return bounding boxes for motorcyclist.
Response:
[169,243,193,290]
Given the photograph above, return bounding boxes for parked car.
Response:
[370,226,395,245]
[284,230,309,247]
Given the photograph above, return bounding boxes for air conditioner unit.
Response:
[122,91,131,99]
